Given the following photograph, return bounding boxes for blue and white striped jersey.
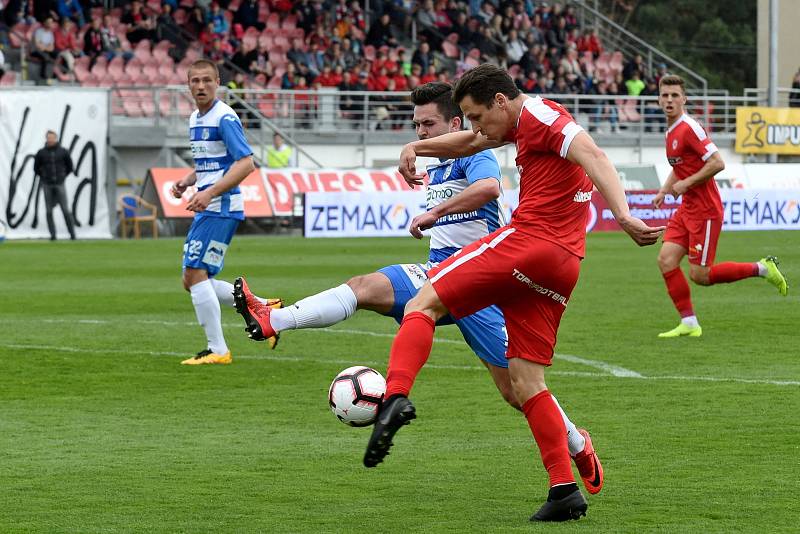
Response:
[189,99,253,220]
[425,150,507,263]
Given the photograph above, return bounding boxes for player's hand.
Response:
[399,144,425,188]
[652,191,666,208]
[171,181,188,199]
[672,180,689,197]
[618,215,665,247]
[186,189,212,212]
[409,211,438,239]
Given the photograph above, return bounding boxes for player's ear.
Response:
[451,116,462,131]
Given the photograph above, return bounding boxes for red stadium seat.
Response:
[281,15,296,29]
[0,71,17,85]
[442,40,459,59]
[124,100,144,117]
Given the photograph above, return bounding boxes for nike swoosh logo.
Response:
[589,455,601,487]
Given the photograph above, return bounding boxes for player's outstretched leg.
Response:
[363,394,416,468]
[233,277,283,349]
[759,256,788,296]
[572,428,604,495]
[364,310,437,467]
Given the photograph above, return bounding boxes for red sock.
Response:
[662,268,694,318]
[384,311,436,398]
[708,262,759,285]
[522,390,574,487]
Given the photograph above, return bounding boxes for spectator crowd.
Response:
[2,0,672,130]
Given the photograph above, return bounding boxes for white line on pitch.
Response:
[35,318,641,377]
[2,342,799,387]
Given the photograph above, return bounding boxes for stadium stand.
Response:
[0,0,676,130]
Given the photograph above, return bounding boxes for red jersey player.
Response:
[363,64,663,523]
[653,75,788,338]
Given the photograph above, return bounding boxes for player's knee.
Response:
[657,253,678,272]
[690,269,711,286]
[345,274,368,296]
[181,274,192,291]
[509,373,546,406]
[500,387,522,411]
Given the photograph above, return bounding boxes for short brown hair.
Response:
[452,64,520,107]
[411,82,463,122]
[658,74,685,94]
[188,59,219,79]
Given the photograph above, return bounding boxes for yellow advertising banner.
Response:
[735,107,800,155]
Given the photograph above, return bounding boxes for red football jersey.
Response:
[506,96,593,258]
[665,114,723,218]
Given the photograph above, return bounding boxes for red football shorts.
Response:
[663,207,722,266]
[427,226,581,366]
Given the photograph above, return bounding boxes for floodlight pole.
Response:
[768,0,778,163]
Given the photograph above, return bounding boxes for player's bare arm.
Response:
[170,171,197,198]
[399,131,505,187]
[409,178,500,239]
[186,156,255,212]
[672,152,724,197]
[567,132,664,246]
[653,171,677,208]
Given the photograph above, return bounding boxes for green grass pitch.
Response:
[1,231,798,533]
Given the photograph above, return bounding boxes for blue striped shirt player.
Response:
[424,151,507,263]
[170,59,265,366]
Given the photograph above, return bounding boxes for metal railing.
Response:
[109,87,769,144]
[573,0,708,93]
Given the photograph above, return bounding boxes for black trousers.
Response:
[42,184,76,240]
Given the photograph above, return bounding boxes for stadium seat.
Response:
[267,74,282,89]
[0,71,17,86]
[243,34,258,52]
[609,51,624,74]
[118,195,158,239]
[281,15,297,30]
[442,40,459,59]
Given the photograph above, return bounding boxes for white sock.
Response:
[210,279,236,308]
[681,315,699,328]
[757,262,768,277]
[190,279,228,355]
[270,284,358,332]
[552,395,586,456]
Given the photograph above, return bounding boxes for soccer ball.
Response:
[328,366,386,427]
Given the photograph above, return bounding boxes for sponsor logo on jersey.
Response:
[667,156,683,165]
[426,187,455,202]
[573,190,593,203]
[511,268,568,306]
[202,240,228,267]
[195,160,221,172]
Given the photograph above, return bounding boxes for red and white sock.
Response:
[384,311,436,398]
[522,390,575,487]
[662,267,694,318]
[708,262,759,285]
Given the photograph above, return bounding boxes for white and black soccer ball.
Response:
[328,366,386,427]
